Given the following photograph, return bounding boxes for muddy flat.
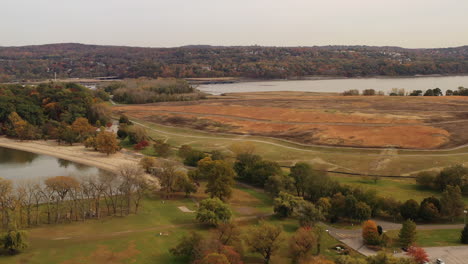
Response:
[114,92,468,149]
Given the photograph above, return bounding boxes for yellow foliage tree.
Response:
[71,117,95,142]
[96,131,120,155]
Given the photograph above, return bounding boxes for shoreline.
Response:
[0,137,142,174]
[191,74,468,85]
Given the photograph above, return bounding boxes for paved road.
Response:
[323,219,466,259]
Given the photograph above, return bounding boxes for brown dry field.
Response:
[114,92,468,149]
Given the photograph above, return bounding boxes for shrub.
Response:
[461,224,468,244]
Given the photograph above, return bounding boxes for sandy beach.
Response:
[0,136,144,173]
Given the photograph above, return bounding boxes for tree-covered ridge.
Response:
[0,83,110,140]
[0,43,467,81]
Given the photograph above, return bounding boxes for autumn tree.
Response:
[229,142,256,156]
[406,246,429,264]
[273,192,304,218]
[58,124,78,145]
[170,231,204,261]
[153,139,171,157]
[245,221,283,264]
[44,176,80,223]
[0,178,13,229]
[154,161,184,198]
[96,131,120,155]
[289,227,317,264]
[175,173,198,197]
[362,220,380,246]
[8,112,38,140]
[127,126,148,144]
[70,117,95,142]
[139,156,157,173]
[216,222,241,246]
[399,220,417,248]
[297,202,324,228]
[117,165,147,214]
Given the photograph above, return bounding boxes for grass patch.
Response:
[332,175,468,204]
[387,229,463,247]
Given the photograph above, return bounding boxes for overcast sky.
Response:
[2,0,467,48]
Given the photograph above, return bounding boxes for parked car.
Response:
[436,259,445,264]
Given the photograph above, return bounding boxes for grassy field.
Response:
[123,116,468,177]
[387,229,463,247]
[0,184,351,264]
[114,93,468,149]
[331,175,468,204]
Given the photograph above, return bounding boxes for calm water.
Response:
[0,146,101,181]
[198,76,468,95]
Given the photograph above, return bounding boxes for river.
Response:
[198,75,468,95]
[0,146,101,181]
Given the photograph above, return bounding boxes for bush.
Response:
[153,140,171,157]
[134,140,150,150]
[461,224,468,244]
[415,171,437,189]
[184,150,208,167]
[343,89,360,96]
[400,199,419,220]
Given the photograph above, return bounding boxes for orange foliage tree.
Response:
[362,220,380,245]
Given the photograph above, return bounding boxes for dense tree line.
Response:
[343,86,468,96]
[416,165,468,195]
[106,78,204,104]
[0,165,150,231]
[1,43,468,81]
[0,83,110,141]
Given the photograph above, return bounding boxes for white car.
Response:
[436,259,445,264]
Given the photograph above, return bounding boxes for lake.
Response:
[198,75,468,95]
[0,146,102,181]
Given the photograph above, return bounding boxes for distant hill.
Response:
[0,43,467,81]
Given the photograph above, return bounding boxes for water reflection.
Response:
[0,147,38,164]
[0,146,102,181]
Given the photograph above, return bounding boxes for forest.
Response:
[0,43,467,81]
[0,82,110,141]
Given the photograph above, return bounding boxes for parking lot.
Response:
[423,246,468,264]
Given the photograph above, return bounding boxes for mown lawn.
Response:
[387,229,463,247]
[0,183,351,264]
[332,175,468,204]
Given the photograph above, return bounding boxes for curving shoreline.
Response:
[0,137,142,174]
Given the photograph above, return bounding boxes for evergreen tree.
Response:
[461,224,468,244]
[399,220,417,247]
